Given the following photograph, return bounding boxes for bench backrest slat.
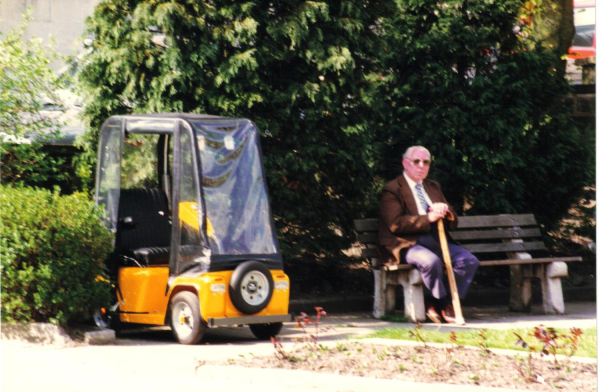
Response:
[359,229,549,244]
[354,219,379,232]
[450,228,541,241]
[456,214,536,229]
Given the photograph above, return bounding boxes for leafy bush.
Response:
[0,143,80,192]
[1,186,113,325]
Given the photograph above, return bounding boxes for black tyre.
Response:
[229,261,274,314]
[169,291,207,345]
[93,303,121,334]
[249,322,283,340]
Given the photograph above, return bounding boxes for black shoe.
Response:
[441,304,457,324]
[425,300,442,324]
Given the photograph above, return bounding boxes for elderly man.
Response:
[378,146,479,324]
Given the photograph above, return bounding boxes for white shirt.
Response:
[403,172,434,216]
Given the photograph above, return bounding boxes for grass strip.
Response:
[364,327,597,358]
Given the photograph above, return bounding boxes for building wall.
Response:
[0,0,100,60]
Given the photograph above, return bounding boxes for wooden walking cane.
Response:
[437,219,466,325]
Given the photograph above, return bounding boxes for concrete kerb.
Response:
[1,322,115,346]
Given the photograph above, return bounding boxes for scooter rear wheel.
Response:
[249,322,283,340]
[229,261,274,314]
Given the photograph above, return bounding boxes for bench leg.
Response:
[373,269,386,318]
[398,269,425,323]
[385,284,396,314]
[509,264,533,312]
[537,262,568,314]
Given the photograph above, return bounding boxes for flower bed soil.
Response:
[221,341,597,391]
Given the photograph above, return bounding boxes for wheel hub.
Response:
[240,271,269,306]
[247,281,258,293]
[173,303,194,338]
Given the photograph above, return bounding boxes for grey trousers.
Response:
[404,232,479,301]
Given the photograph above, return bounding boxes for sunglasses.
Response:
[405,158,431,166]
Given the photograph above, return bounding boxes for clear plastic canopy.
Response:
[192,119,278,256]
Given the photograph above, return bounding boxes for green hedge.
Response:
[1,186,113,325]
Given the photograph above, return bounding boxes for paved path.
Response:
[2,302,596,392]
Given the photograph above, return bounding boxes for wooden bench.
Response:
[354,214,582,322]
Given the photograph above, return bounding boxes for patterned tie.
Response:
[415,183,431,213]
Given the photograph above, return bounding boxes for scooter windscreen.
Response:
[192,119,279,259]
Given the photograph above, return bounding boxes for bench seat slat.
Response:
[362,241,548,257]
[382,264,415,271]
[479,256,582,266]
[379,256,582,271]
[461,241,547,254]
[357,233,378,243]
[361,248,380,258]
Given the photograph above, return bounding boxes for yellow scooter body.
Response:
[117,267,290,325]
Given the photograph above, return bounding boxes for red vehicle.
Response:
[568,0,596,59]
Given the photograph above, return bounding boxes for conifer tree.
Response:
[78,0,395,259]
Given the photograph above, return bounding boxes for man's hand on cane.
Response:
[427,202,449,223]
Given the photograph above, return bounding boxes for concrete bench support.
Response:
[540,261,568,314]
[373,267,425,323]
[397,269,425,323]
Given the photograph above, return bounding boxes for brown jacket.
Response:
[378,174,458,266]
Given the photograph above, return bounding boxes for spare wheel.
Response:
[229,261,274,314]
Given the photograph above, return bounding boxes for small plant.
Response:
[529,325,585,366]
[270,336,303,362]
[409,323,428,347]
[271,336,290,360]
[565,328,584,359]
[318,343,329,353]
[531,325,563,366]
[478,328,492,356]
[513,326,587,383]
[445,331,459,364]
[514,333,538,382]
[295,306,330,348]
[376,348,389,361]
[270,306,330,362]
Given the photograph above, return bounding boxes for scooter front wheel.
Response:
[169,291,207,345]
